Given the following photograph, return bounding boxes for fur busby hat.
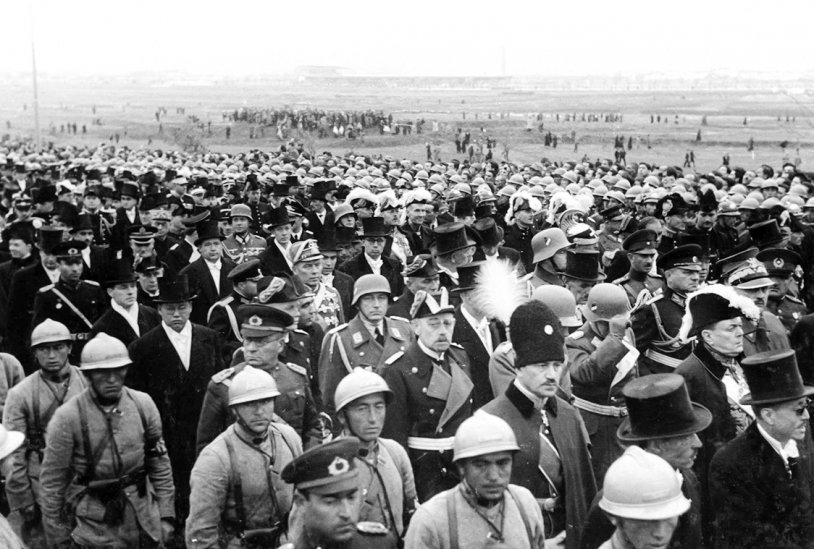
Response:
[678,284,761,341]
[656,193,688,219]
[511,300,565,366]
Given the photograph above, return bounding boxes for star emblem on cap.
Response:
[248,315,263,326]
[774,258,785,269]
[327,456,349,476]
[68,248,78,256]
[692,256,698,262]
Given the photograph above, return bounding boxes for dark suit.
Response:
[207,291,252,364]
[337,253,404,296]
[387,288,415,320]
[165,238,196,274]
[0,255,37,342]
[503,223,537,273]
[81,245,111,283]
[109,207,141,251]
[710,422,814,549]
[452,306,500,409]
[180,257,236,326]
[89,304,161,347]
[6,262,52,373]
[257,239,293,276]
[329,270,354,320]
[306,209,334,241]
[127,323,224,521]
[399,222,431,255]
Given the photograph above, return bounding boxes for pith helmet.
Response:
[228,365,281,406]
[334,367,393,412]
[453,412,520,462]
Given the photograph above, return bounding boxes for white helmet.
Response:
[30,319,71,348]
[80,334,131,370]
[599,446,691,521]
[453,412,519,462]
[228,366,281,406]
[334,367,392,412]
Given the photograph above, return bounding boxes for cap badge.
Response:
[328,456,350,476]
[544,325,553,335]
[544,237,551,246]
[692,256,698,262]
[774,258,785,269]
[248,315,263,327]
[68,248,78,256]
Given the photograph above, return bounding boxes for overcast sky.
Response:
[1,0,812,77]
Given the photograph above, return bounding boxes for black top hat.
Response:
[452,195,475,218]
[741,349,814,405]
[335,226,360,245]
[432,222,476,256]
[317,231,339,252]
[360,217,388,238]
[474,203,494,220]
[310,180,333,201]
[472,217,501,248]
[452,261,483,293]
[618,373,713,442]
[748,219,783,249]
[73,213,95,232]
[194,220,224,246]
[271,183,290,197]
[561,250,605,282]
[155,273,198,303]
[32,185,57,205]
[38,226,65,254]
[104,258,138,287]
[264,206,291,229]
[284,175,300,186]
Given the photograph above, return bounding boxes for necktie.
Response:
[375,328,385,347]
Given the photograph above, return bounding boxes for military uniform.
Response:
[207,291,253,364]
[197,361,323,453]
[566,323,638,485]
[613,270,664,306]
[767,295,807,334]
[381,342,474,501]
[311,282,345,332]
[222,232,266,265]
[631,289,693,375]
[503,223,536,273]
[39,387,174,548]
[31,280,106,364]
[187,422,302,549]
[742,313,790,357]
[319,316,414,418]
[2,366,87,548]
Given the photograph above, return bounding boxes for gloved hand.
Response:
[608,314,631,339]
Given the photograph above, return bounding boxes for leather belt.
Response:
[573,396,628,417]
[71,333,90,341]
[407,436,455,451]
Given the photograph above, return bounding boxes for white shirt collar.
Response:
[757,422,800,463]
[111,300,140,335]
[359,316,384,338]
[162,320,191,340]
[417,339,444,362]
[460,304,485,330]
[206,259,222,270]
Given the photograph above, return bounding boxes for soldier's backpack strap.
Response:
[77,397,112,484]
[446,488,459,549]
[49,286,94,330]
[506,486,535,548]
[223,436,247,534]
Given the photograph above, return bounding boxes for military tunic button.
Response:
[401,346,405,351]
[429,409,435,414]
[411,367,418,374]
[422,387,427,394]
[359,352,365,357]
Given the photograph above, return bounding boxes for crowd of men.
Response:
[0,138,811,548]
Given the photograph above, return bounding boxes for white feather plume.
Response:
[503,189,542,226]
[677,283,762,342]
[345,187,378,207]
[472,259,529,324]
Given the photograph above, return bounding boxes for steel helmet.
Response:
[583,283,630,322]
[532,285,581,327]
[599,446,691,520]
[81,333,131,370]
[351,274,391,305]
[453,412,520,462]
[30,319,71,348]
[532,228,572,263]
[334,367,393,412]
[228,365,281,406]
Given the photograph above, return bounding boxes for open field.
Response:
[2,76,814,172]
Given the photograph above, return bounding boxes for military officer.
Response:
[525,227,572,289]
[757,247,807,334]
[39,333,175,548]
[566,283,637,485]
[187,366,302,548]
[221,204,266,264]
[31,240,106,365]
[319,274,414,419]
[197,305,323,453]
[386,254,440,320]
[381,288,474,501]
[207,259,263,363]
[281,438,395,549]
[289,239,345,332]
[613,229,665,305]
[3,320,87,548]
[631,245,703,375]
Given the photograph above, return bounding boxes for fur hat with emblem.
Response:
[511,301,565,366]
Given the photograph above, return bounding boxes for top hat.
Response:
[104,258,138,287]
[452,195,475,218]
[155,273,198,303]
[310,179,334,201]
[194,220,224,247]
[317,231,339,252]
[335,226,360,245]
[264,206,291,229]
[38,226,66,254]
[748,219,784,249]
[360,217,388,238]
[561,250,605,282]
[432,222,476,256]
[618,374,713,442]
[472,217,501,248]
[741,349,814,405]
[73,213,95,233]
[452,261,483,293]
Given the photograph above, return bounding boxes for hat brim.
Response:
[360,232,389,238]
[297,470,359,495]
[616,403,713,442]
[734,277,775,290]
[103,276,138,287]
[740,385,814,406]
[563,272,606,283]
[154,293,198,304]
[194,235,226,247]
[432,239,477,256]
[560,315,582,328]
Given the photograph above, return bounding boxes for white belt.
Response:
[407,436,455,451]
[644,348,684,369]
[573,396,628,417]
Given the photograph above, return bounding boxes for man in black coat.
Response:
[387,254,439,319]
[304,180,335,241]
[257,206,294,276]
[337,217,404,296]
[108,181,141,251]
[207,259,261,363]
[180,220,235,326]
[0,223,38,345]
[472,216,524,273]
[709,349,814,548]
[70,212,110,283]
[127,274,224,528]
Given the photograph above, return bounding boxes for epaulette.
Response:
[356,521,388,535]
[786,295,804,304]
[450,342,464,349]
[83,279,100,287]
[214,295,235,307]
[293,328,308,336]
[38,284,55,293]
[286,362,307,377]
[645,293,663,305]
[170,243,180,251]
[384,351,404,365]
[389,316,410,323]
[567,330,585,340]
[211,367,236,384]
[326,322,349,336]
[613,275,630,284]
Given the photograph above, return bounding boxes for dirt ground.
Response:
[2,76,813,172]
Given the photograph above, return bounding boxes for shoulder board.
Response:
[83,280,100,287]
[169,243,179,250]
[214,295,235,306]
[786,295,804,304]
[356,521,389,536]
[613,275,630,284]
[567,330,585,340]
[293,328,308,336]
[38,284,55,293]
[450,342,464,349]
[326,323,349,336]
[286,362,307,376]
[384,351,404,365]
[211,367,236,384]
[650,273,663,279]
[646,294,664,305]
[389,316,410,323]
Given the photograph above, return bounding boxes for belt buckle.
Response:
[618,407,628,417]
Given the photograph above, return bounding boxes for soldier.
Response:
[186,366,302,548]
[134,256,162,310]
[39,333,175,548]
[631,245,702,375]
[757,247,807,334]
[381,288,474,501]
[207,259,262,363]
[319,274,414,419]
[197,305,323,453]
[333,368,417,543]
[387,255,440,320]
[403,413,548,549]
[222,204,266,264]
[566,283,637,485]
[31,239,106,365]
[525,228,572,289]
[290,239,345,332]
[503,192,539,273]
[612,229,665,305]
[655,193,689,253]
[3,320,87,548]
[561,250,606,311]
[280,438,394,549]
